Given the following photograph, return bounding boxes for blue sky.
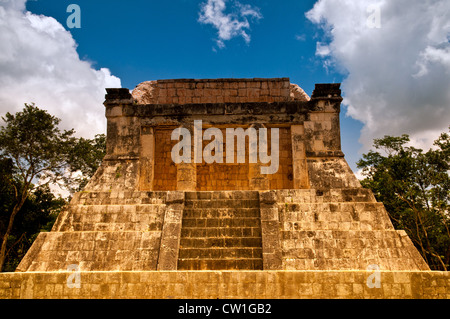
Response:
[26,0,340,90]
[2,0,449,174]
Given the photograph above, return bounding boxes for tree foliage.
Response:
[0,180,64,272]
[66,133,106,192]
[357,129,450,270]
[0,103,76,271]
[0,104,106,271]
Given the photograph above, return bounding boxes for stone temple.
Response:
[1,78,448,299]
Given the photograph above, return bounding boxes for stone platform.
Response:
[2,78,443,300]
[14,189,429,273]
[0,270,448,299]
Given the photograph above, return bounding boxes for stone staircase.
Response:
[16,191,168,272]
[275,189,430,270]
[177,191,263,270]
[16,188,429,273]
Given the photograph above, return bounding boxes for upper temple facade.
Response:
[16,78,430,273]
[90,78,360,193]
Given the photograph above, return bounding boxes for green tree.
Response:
[0,103,75,271]
[357,129,450,270]
[0,180,65,272]
[66,133,106,192]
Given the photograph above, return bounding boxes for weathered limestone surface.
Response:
[100,80,353,192]
[16,191,168,272]
[0,271,449,299]
[157,191,185,270]
[178,191,263,271]
[4,78,439,299]
[290,83,310,101]
[15,189,429,273]
[131,78,308,105]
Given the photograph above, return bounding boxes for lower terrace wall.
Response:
[0,271,448,299]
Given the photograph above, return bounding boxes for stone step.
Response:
[279,230,429,271]
[57,221,164,232]
[185,191,259,201]
[72,189,377,205]
[181,227,261,238]
[281,230,413,264]
[177,258,263,270]
[178,248,262,259]
[280,230,404,242]
[184,199,260,209]
[281,202,385,213]
[69,204,166,214]
[183,208,260,218]
[179,192,263,271]
[181,217,261,228]
[274,188,377,203]
[283,256,425,271]
[179,237,262,248]
[16,231,162,272]
[73,191,168,205]
[54,204,165,232]
[278,202,393,230]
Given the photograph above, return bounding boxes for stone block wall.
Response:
[307,158,361,189]
[150,126,294,192]
[16,188,429,273]
[131,78,308,105]
[15,231,162,272]
[267,128,293,190]
[197,163,250,191]
[83,160,140,192]
[153,128,178,191]
[262,189,430,271]
[100,80,350,192]
[4,78,442,300]
[1,271,449,299]
[16,191,169,272]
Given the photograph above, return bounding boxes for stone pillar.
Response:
[104,88,138,159]
[139,126,155,191]
[249,124,269,190]
[177,163,197,191]
[291,125,310,189]
[176,124,197,191]
[249,165,270,190]
[259,191,283,270]
[157,191,185,270]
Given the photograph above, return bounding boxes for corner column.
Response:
[139,126,155,191]
[249,124,269,190]
[249,165,270,190]
[176,123,197,191]
[259,191,283,270]
[157,191,185,270]
[291,125,310,189]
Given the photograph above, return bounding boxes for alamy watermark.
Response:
[66,4,81,29]
[171,120,280,175]
[66,264,81,289]
[366,4,381,29]
[366,264,381,288]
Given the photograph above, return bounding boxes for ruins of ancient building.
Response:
[2,78,447,299]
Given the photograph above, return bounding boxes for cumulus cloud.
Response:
[0,0,121,138]
[198,0,262,48]
[306,0,450,151]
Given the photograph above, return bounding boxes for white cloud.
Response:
[306,0,450,151]
[0,0,121,139]
[198,0,262,48]
[354,168,365,181]
[295,34,306,41]
[316,42,331,57]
